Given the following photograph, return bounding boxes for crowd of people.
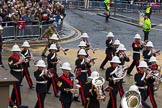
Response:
[0,0,66,28]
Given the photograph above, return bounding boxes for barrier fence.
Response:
[2,20,63,39]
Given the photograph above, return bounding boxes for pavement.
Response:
[2,9,162,108]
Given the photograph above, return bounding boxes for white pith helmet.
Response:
[49,44,57,50]
[60,62,72,71]
[81,32,89,38]
[138,61,148,68]
[49,33,59,40]
[78,41,87,47]
[114,39,120,45]
[110,56,121,63]
[145,41,154,47]
[117,44,126,51]
[11,44,21,52]
[0,25,3,30]
[35,60,46,67]
[106,32,114,38]
[88,71,99,79]
[149,56,157,62]
[22,40,30,47]
[78,49,87,56]
[129,85,140,93]
[134,33,141,39]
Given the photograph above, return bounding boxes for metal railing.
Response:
[2,20,63,39]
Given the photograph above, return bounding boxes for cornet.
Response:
[147,68,162,82]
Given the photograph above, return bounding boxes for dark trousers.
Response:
[11,82,21,106]
[22,67,33,88]
[100,53,112,68]
[144,31,149,41]
[127,59,139,74]
[0,52,2,65]
[35,92,46,108]
[61,101,72,108]
[47,76,59,95]
[147,86,157,108]
[86,99,99,108]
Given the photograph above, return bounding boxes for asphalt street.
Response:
[3,9,162,108]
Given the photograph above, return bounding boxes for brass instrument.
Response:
[121,90,141,108]
[110,65,128,82]
[85,57,97,66]
[92,77,106,102]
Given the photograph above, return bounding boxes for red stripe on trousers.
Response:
[110,91,115,108]
[135,60,139,71]
[14,83,20,105]
[118,84,124,97]
[51,77,58,95]
[107,54,112,60]
[24,67,32,87]
[79,82,86,105]
[37,92,42,108]
[61,102,64,108]
[148,86,157,108]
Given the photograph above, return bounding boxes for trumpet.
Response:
[147,68,162,82]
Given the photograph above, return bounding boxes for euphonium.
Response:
[121,90,141,108]
[92,77,105,101]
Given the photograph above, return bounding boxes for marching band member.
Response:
[106,56,124,108]
[57,62,77,108]
[77,41,89,57]
[134,61,150,105]
[112,39,120,56]
[73,49,88,106]
[47,44,59,97]
[147,56,158,108]
[34,60,49,108]
[100,32,114,70]
[8,44,25,106]
[127,33,143,76]
[116,44,129,66]
[80,33,90,51]
[143,41,154,64]
[21,40,34,89]
[84,71,105,108]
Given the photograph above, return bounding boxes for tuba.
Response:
[121,90,141,108]
[110,65,128,82]
[92,77,106,102]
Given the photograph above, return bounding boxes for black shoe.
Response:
[55,94,59,97]
[127,73,133,76]
[41,54,47,57]
[47,92,51,94]
[20,84,23,86]
[30,86,35,89]
[73,97,80,102]
[100,67,106,70]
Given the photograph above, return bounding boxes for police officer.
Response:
[47,44,59,97]
[134,61,150,103]
[8,44,25,106]
[100,32,114,70]
[57,62,77,108]
[104,0,111,22]
[142,15,151,41]
[143,41,154,64]
[21,41,34,89]
[106,56,124,108]
[34,60,49,108]
[145,3,152,18]
[0,25,3,67]
[74,49,88,106]
[127,34,143,76]
[84,71,105,108]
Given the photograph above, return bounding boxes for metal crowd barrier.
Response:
[2,20,63,39]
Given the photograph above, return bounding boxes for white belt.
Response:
[12,69,23,72]
[133,51,140,54]
[36,81,47,84]
[81,70,87,72]
[138,86,147,89]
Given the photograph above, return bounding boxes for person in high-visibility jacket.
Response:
[145,4,152,18]
[142,15,151,41]
[104,0,111,22]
